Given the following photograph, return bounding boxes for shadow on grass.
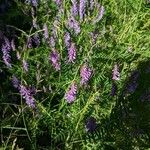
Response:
[105,60,150,149]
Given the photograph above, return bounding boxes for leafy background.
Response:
[0,0,150,149]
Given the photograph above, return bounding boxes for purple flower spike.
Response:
[43,23,49,40]
[50,50,60,71]
[71,0,78,16]
[97,6,104,21]
[68,17,80,34]
[1,37,12,68]
[32,0,38,7]
[68,43,76,63]
[23,60,29,72]
[64,32,71,48]
[79,0,86,21]
[112,64,120,81]
[90,0,94,10]
[33,33,40,47]
[19,85,35,108]
[74,21,81,34]
[68,17,74,29]
[25,0,38,7]
[49,36,56,48]
[90,31,98,44]
[85,117,97,133]
[94,5,105,23]
[12,76,20,89]
[54,0,62,6]
[65,82,77,103]
[80,64,92,85]
[27,37,32,49]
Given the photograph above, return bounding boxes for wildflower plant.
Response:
[1,37,12,68]
[1,0,150,149]
[64,82,77,103]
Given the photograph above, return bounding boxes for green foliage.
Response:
[0,0,150,149]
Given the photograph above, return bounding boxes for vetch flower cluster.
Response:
[68,43,76,63]
[12,76,36,108]
[54,0,62,6]
[25,0,38,7]
[91,31,99,44]
[27,37,32,49]
[43,23,49,40]
[33,33,40,47]
[68,17,81,34]
[71,0,78,16]
[50,50,60,71]
[1,37,12,68]
[65,82,77,103]
[112,64,120,81]
[93,4,105,24]
[97,5,105,21]
[89,0,94,10]
[26,34,40,48]
[64,32,76,63]
[20,85,35,108]
[79,0,86,21]
[85,117,97,133]
[64,32,71,48]
[80,64,92,85]
[32,0,38,7]
[23,60,29,72]
[12,76,20,89]
[49,36,56,48]
[49,25,58,48]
